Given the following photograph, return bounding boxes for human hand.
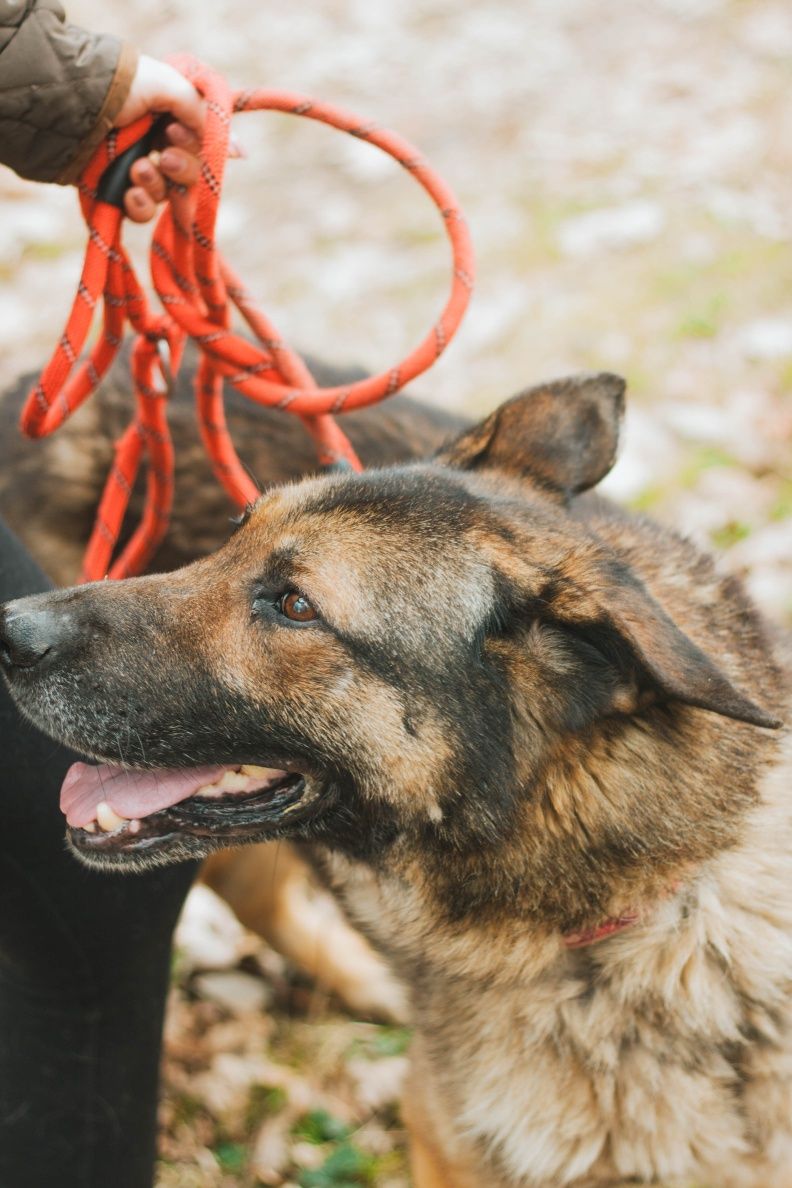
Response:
[114,55,204,223]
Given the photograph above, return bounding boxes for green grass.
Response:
[293,1109,353,1144]
[245,1083,288,1130]
[214,1140,248,1173]
[770,479,792,522]
[680,445,740,489]
[297,1140,377,1187]
[710,520,751,549]
[674,294,728,340]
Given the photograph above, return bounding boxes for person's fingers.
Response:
[124,187,158,223]
[166,122,202,156]
[159,147,202,187]
[168,117,245,160]
[114,58,206,220]
[155,70,204,140]
[120,143,201,222]
[116,56,205,139]
[130,157,167,204]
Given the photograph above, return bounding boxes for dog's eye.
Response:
[278,591,318,623]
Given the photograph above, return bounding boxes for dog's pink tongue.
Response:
[60,762,232,827]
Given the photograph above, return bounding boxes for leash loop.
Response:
[21,57,475,581]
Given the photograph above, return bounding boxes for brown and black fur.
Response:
[2,365,791,1187]
[0,346,461,584]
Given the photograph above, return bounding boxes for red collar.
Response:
[563,881,682,949]
[563,910,640,949]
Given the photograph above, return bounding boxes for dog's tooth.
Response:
[217,771,251,791]
[83,821,96,833]
[129,819,142,834]
[96,801,126,832]
[194,781,225,798]
[240,764,282,779]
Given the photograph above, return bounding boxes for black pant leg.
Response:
[0,518,197,1188]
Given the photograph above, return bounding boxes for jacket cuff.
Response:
[57,41,138,184]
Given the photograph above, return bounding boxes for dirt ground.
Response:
[2,0,791,1184]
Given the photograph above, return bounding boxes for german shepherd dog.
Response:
[1,365,791,1187]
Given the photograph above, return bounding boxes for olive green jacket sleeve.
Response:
[0,0,137,183]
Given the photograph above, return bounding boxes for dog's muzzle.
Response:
[0,591,323,872]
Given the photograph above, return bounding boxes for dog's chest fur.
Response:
[322,733,792,1187]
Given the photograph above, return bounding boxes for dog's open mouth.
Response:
[61,761,312,859]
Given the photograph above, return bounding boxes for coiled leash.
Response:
[21,56,474,582]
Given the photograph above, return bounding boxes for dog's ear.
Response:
[546,564,782,729]
[437,372,625,496]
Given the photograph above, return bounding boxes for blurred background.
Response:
[2,0,791,1183]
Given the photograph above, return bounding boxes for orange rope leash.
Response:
[21,56,474,582]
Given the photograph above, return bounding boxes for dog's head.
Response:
[0,374,783,916]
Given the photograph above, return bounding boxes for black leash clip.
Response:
[97,115,171,209]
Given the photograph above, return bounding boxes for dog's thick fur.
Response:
[2,367,791,1187]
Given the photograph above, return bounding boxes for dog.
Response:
[1,368,791,1187]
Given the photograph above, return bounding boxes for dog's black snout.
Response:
[0,604,74,671]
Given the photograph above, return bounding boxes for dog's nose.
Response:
[0,604,73,670]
